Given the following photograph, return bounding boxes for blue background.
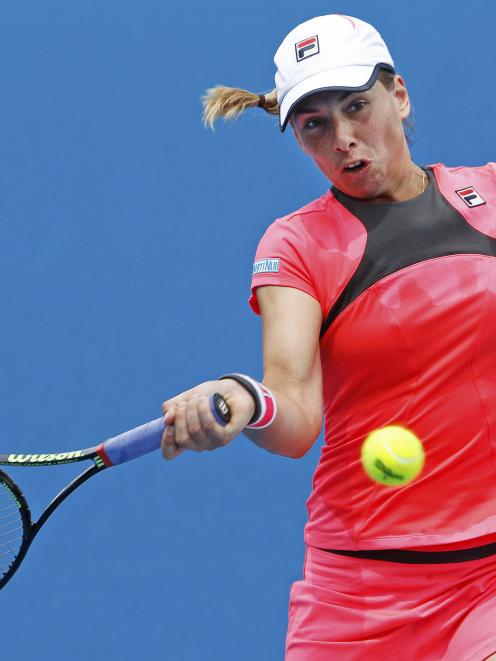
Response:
[0,1,493,659]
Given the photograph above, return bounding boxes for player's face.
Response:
[291,76,413,201]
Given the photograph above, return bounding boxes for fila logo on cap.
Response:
[295,35,320,62]
[456,186,486,208]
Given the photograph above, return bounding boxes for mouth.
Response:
[342,160,369,174]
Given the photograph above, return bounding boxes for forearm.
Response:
[240,372,323,459]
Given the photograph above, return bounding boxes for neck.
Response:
[375,161,426,203]
[397,162,426,200]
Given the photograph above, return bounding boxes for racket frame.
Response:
[0,393,231,590]
[0,464,102,590]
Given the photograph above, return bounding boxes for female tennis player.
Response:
[161,14,496,660]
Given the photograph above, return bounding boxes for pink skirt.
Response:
[285,546,496,660]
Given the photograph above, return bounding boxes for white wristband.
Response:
[219,373,277,430]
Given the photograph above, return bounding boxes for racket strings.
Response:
[0,480,24,579]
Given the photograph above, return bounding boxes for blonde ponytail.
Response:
[202,86,279,129]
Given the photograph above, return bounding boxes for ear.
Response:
[393,75,411,120]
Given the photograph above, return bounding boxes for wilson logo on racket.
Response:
[295,35,319,62]
[456,186,486,207]
[8,451,84,463]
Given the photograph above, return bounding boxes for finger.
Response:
[162,402,176,427]
[197,395,225,446]
[162,386,202,413]
[162,443,183,460]
[186,394,204,442]
[174,400,197,451]
[161,404,175,448]
[161,425,182,460]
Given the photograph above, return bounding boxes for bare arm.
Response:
[243,285,323,457]
[161,286,322,460]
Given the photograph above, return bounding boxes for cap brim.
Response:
[279,62,391,131]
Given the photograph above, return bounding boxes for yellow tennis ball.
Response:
[361,426,425,487]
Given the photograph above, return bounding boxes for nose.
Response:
[332,118,356,153]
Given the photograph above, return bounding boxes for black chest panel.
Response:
[320,168,496,338]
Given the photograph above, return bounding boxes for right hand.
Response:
[161,379,255,460]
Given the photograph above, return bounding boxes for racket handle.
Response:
[101,393,231,466]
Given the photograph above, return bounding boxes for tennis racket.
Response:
[0,392,231,590]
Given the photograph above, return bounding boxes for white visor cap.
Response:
[275,14,395,131]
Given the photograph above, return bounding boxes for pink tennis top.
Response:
[250,163,496,551]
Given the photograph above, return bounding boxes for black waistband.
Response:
[320,541,496,564]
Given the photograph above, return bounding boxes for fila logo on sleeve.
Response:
[456,186,486,207]
[295,36,320,62]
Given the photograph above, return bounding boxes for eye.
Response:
[303,117,325,130]
[348,100,367,114]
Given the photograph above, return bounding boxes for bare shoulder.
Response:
[257,285,322,321]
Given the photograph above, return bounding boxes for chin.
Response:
[336,182,377,199]
[334,171,385,200]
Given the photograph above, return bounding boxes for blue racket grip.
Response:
[102,393,231,466]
